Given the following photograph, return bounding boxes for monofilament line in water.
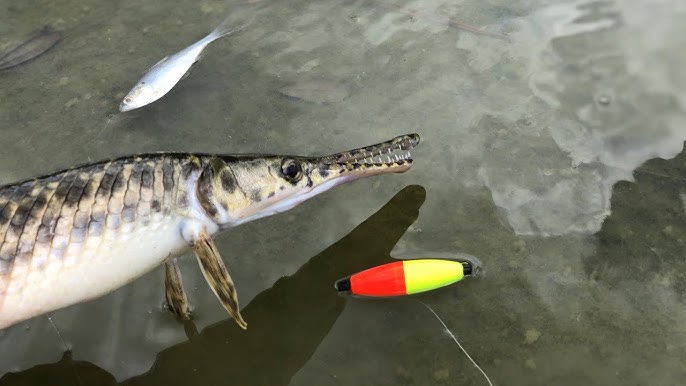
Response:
[416,300,494,386]
[47,313,69,352]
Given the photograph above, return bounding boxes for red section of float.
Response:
[349,261,407,296]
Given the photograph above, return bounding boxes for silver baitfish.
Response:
[119,19,244,112]
[0,134,420,330]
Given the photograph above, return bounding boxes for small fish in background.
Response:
[277,78,351,104]
[119,19,245,112]
[363,0,511,42]
[0,27,61,71]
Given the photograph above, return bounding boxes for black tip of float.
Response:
[335,277,351,292]
[461,261,472,276]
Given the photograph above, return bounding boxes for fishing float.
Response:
[335,258,477,297]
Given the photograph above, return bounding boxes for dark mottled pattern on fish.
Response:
[0,154,205,287]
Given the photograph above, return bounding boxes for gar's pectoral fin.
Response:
[192,229,248,330]
[164,257,191,320]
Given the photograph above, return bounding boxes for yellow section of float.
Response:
[402,259,466,294]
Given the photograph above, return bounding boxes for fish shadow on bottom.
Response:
[0,184,426,386]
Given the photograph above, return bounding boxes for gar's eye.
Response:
[281,159,302,182]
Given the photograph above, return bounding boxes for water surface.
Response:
[0,0,684,385]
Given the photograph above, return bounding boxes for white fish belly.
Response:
[0,216,190,329]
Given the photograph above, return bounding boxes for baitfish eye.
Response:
[281,159,302,182]
[124,97,133,104]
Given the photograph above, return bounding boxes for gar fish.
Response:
[119,20,244,112]
[0,134,420,330]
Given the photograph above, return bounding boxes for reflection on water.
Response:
[479,0,686,236]
[0,0,684,384]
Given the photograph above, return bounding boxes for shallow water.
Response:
[0,0,684,385]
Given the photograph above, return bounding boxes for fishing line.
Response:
[413,299,494,386]
[46,313,69,352]
[88,112,121,145]
[634,168,686,183]
[47,314,83,385]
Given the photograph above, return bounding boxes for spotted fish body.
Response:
[0,134,420,329]
[0,155,203,328]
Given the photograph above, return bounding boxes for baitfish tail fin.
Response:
[205,17,249,43]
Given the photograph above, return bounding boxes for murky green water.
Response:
[0,0,684,385]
